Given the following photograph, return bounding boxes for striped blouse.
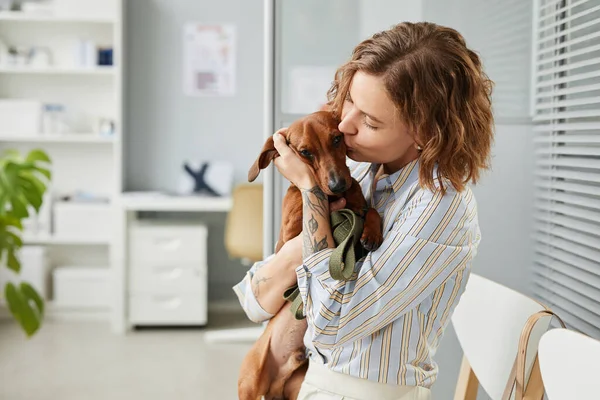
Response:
[233,158,481,388]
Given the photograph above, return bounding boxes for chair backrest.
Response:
[452,274,552,400]
[538,328,600,399]
[224,184,263,263]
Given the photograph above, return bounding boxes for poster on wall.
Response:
[285,66,337,114]
[183,23,236,97]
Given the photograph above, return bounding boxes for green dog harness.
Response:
[283,209,368,320]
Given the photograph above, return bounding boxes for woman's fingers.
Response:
[272,132,293,158]
[330,197,346,212]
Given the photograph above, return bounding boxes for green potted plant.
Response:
[0,148,51,337]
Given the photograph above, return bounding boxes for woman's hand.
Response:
[272,131,315,190]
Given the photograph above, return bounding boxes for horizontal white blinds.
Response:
[461,0,533,120]
[532,0,600,339]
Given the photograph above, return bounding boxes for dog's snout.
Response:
[328,174,347,194]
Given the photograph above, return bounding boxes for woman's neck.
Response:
[382,147,420,175]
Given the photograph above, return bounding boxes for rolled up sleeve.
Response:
[232,254,276,323]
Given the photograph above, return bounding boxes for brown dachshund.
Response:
[239,111,383,400]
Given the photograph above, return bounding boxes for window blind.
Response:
[532,0,600,339]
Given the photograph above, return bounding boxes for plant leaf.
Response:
[6,249,20,273]
[35,167,52,181]
[5,282,41,337]
[20,282,44,317]
[20,183,43,212]
[9,197,29,219]
[4,216,23,230]
[26,149,51,164]
[19,172,47,197]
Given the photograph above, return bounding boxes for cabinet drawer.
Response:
[129,224,207,264]
[129,292,207,325]
[130,263,206,293]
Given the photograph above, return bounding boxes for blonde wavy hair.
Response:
[328,22,494,194]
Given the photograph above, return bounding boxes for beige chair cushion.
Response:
[225,184,263,262]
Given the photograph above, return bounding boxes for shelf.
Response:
[0,12,114,24]
[22,234,110,246]
[120,194,233,212]
[0,134,116,144]
[0,66,115,75]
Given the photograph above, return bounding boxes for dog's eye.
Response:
[333,135,343,147]
[300,149,313,159]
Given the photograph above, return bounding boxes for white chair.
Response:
[452,274,557,400]
[538,328,600,399]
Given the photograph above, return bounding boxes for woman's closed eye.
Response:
[362,117,378,131]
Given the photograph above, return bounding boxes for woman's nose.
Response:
[338,113,357,135]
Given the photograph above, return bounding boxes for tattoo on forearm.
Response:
[301,185,331,258]
[307,215,318,234]
[301,186,328,218]
[252,272,271,298]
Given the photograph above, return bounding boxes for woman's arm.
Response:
[270,132,337,259]
[248,250,298,314]
[295,188,481,349]
[300,185,335,259]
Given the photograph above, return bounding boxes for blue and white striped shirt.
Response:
[233,159,480,388]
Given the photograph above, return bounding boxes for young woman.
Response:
[234,21,494,400]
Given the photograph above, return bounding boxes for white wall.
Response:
[358,0,423,39]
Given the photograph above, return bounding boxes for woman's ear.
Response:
[248,135,279,182]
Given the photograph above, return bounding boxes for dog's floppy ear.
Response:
[238,333,271,400]
[248,135,278,182]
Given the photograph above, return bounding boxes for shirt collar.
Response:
[372,158,420,194]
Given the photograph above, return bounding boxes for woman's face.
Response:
[339,71,419,172]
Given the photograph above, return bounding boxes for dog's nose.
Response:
[328,175,347,194]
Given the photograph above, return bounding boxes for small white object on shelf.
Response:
[0,246,50,299]
[53,267,110,308]
[0,99,43,136]
[53,201,112,241]
[42,104,68,135]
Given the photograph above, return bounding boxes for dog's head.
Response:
[248,111,351,196]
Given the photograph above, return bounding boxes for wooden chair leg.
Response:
[523,356,545,400]
[454,356,479,400]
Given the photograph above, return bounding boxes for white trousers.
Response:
[297,360,432,400]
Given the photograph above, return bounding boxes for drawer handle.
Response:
[152,295,182,309]
[153,266,183,280]
[153,237,182,251]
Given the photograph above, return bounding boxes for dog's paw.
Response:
[360,229,384,252]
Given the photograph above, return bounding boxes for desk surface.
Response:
[119,193,232,212]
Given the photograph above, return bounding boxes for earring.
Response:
[415,143,423,151]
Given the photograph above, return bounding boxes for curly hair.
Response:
[328,22,494,194]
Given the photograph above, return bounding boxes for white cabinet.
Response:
[127,222,208,326]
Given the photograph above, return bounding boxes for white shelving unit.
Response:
[0,0,123,320]
[0,66,116,75]
[0,133,117,143]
